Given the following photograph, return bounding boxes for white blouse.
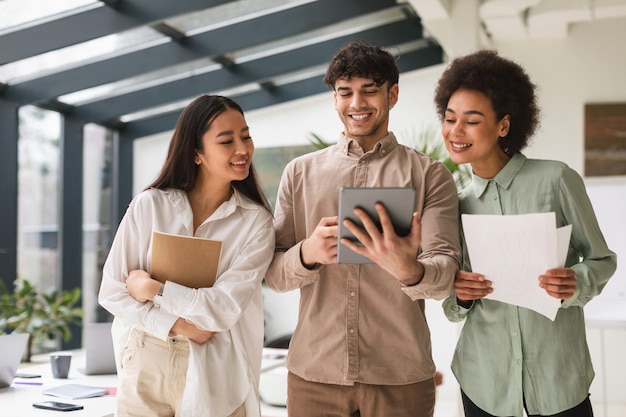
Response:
[99,187,274,417]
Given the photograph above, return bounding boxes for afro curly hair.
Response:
[433,49,540,155]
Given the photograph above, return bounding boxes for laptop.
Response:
[79,322,117,375]
[0,333,29,388]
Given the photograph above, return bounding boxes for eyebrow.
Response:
[445,108,485,116]
[216,126,249,137]
[336,82,378,92]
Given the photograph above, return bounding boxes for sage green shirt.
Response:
[443,153,617,416]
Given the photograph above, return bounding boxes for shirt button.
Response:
[350,291,356,297]
[513,331,518,336]
[493,195,498,200]
[349,328,355,334]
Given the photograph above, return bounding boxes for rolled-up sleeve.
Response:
[98,198,178,340]
[558,167,617,308]
[402,162,461,301]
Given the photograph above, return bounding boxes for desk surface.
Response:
[0,350,116,416]
[0,349,287,417]
[0,351,117,417]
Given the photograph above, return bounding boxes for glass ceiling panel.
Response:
[167,0,314,36]
[233,7,407,63]
[0,26,166,84]
[0,0,98,32]
[58,57,221,106]
[57,5,409,108]
[119,82,261,124]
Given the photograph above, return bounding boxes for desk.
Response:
[0,350,116,416]
[0,349,288,417]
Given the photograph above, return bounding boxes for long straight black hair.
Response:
[146,95,271,212]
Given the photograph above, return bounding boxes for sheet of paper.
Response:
[461,212,572,321]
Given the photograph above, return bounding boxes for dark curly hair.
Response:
[324,40,399,90]
[433,49,540,155]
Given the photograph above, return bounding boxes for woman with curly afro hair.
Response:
[436,50,616,417]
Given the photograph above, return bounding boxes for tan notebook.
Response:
[150,231,222,288]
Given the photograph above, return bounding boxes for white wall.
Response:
[133,15,626,413]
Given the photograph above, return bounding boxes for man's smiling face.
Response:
[333,76,398,149]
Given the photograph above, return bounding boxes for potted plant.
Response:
[0,278,83,362]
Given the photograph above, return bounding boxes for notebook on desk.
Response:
[79,322,117,375]
[0,333,29,388]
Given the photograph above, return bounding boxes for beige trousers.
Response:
[115,330,245,417]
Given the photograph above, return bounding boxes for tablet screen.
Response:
[337,187,416,264]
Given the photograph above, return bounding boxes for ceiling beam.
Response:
[121,45,442,139]
[3,0,399,106]
[0,0,236,64]
[73,17,425,125]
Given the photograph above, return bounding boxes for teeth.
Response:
[232,160,247,165]
[452,142,471,149]
[351,114,368,120]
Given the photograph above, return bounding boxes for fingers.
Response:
[301,217,339,266]
[408,211,421,241]
[343,204,406,241]
[539,268,576,300]
[340,205,421,272]
[348,207,380,241]
[455,270,492,301]
[340,207,385,259]
[318,216,339,228]
[374,203,394,235]
[126,270,150,302]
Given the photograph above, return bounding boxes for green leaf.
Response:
[0,278,83,360]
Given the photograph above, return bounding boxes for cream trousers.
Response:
[115,329,245,417]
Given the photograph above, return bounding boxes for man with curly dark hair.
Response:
[436,50,616,417]
[265,40,461,417]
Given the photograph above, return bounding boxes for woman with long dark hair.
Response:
[99,95,274,417]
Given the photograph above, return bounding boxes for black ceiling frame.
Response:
[0,0,237,64]
[0,0,444,294]
[122,44,443,139]
[3,0,401,107]
[0,0,441,138]
[76,17,426,126]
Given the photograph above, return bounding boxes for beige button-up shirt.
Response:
[265,133,461,386]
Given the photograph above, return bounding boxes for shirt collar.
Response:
[338,132,398,157]
[471,153,527,198]
[164,187,256,216]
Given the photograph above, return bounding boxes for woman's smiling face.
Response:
[196,108,254,186]
[442,88,511,178]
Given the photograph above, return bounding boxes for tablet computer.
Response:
[337,187,416,264]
